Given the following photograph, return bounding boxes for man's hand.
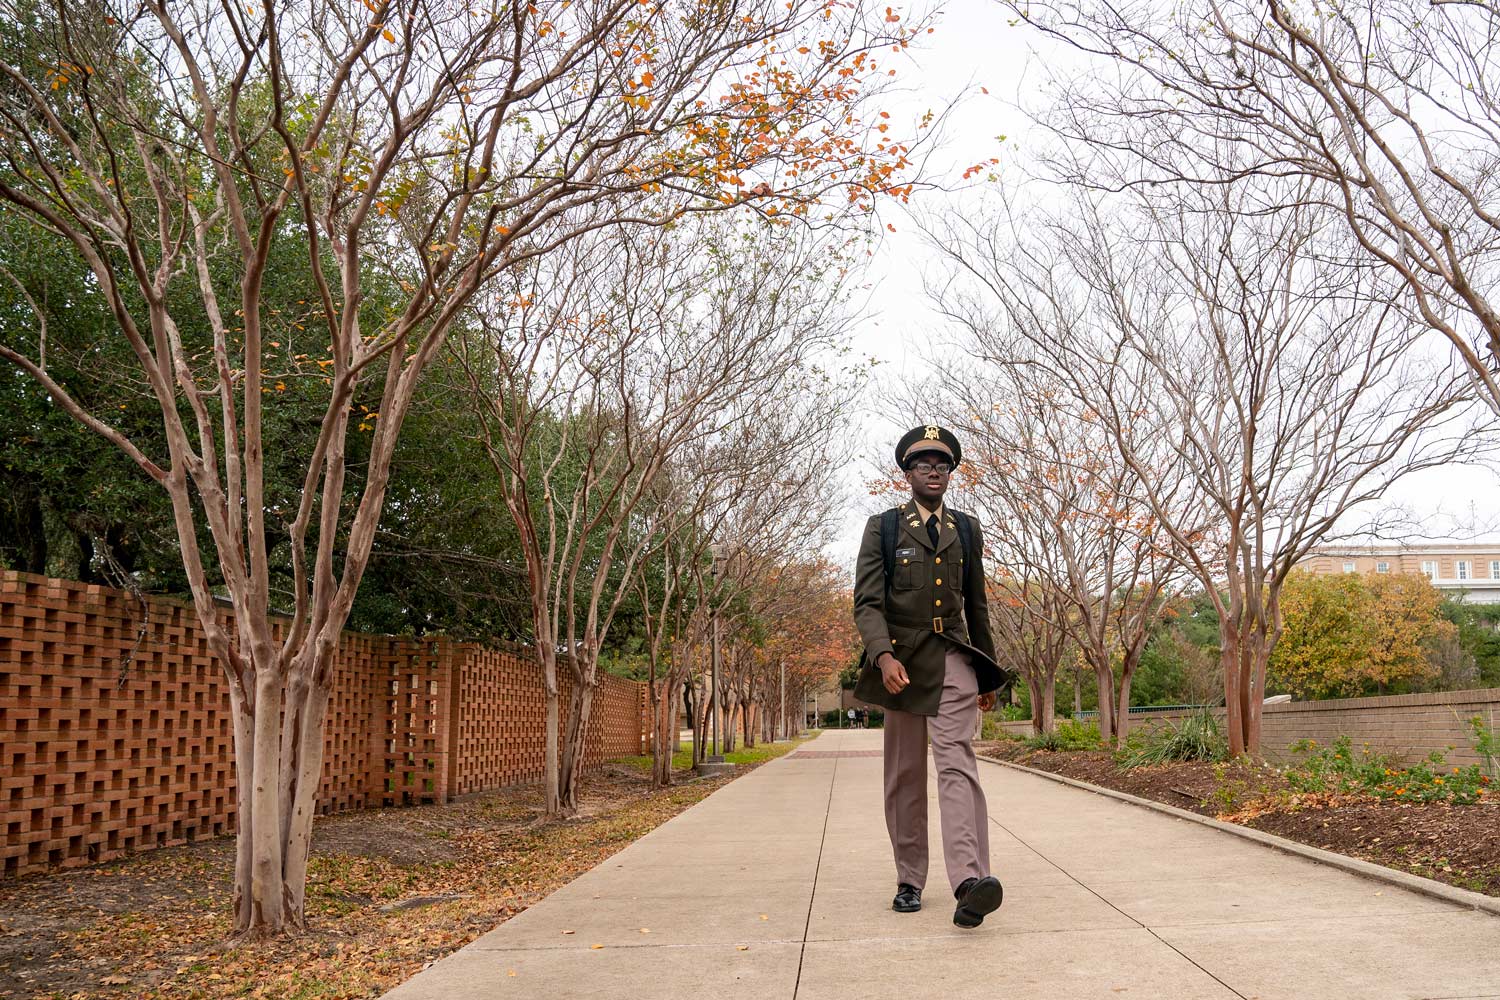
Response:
[878,653,910,695]
[977,691,997,712]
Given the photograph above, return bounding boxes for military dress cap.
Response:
[895,424,963,469]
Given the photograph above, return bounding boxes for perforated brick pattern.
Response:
[0,571,646,878]
[452,648,647,795]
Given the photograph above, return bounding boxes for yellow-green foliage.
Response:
[1271,571,1453,699]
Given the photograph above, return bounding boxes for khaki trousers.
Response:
[882,649,990,893]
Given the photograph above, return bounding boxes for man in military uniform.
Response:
[852,425,1009,928]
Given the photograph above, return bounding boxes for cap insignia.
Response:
[923,426,940,440]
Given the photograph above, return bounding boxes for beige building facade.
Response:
[1297,544,1500,603]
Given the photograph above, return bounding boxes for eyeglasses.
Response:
[909,462,952,476]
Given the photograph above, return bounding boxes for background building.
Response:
[1297,544,1500,603]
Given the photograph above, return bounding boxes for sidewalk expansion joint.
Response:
[987,810,1251,1000]
[791,751,838,1000]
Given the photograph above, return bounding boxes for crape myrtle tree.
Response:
[882,370,1073,735]
[741,557,858,743]
[0,0,932,935]
[0,202,503,636]
[930,358,1186,746]
[632,349,855,786]
[946,184,1495,755]
[985,570,1072,736]
[453,221,859,815]
[701,421,852,754]
[1001,0,1500,412]
[681,475,832,761]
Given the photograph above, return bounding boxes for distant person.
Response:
[847,707,856,728]
[852,425,1011,928]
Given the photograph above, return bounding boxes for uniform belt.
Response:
[887,613,961,635]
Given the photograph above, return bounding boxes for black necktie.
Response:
[926,514,940,548]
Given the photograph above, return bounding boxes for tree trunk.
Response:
[1115,655,1138,747]
[246,665,287,934]
[1093,663,1117,745]
[693,677,708,761]
[646,677,665,789]
[227,682,256,933]
[1220,636,1246,758]
[1244,634,1272,756]
[541,647,562,816]
[558,678,595,816]
[721,696,737,753]
[652,681,676,788]
[280,679,330,923]
[1028,676,1044,735]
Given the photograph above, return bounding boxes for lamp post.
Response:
[778,660,785,742]
[706,545,724,764]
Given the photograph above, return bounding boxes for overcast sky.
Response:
[824,2,1500,568]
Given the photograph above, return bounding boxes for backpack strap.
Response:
[880,508,900,590]
[953,509,974,565]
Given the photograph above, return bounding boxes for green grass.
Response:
[615,734,814,775]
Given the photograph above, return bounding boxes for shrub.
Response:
[1384,754,1488,804]
[980,712,1026,742]
[1282,735,1490,805]
[1471,714,1497,779]
[1024,719,1103,752]
[980,712,1005,740]
[1283,735,1393,795]
[1116,710,1228,768]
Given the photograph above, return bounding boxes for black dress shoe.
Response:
[892,883,922,912]
[953,875,1003,928]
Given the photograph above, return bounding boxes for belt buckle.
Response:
[932,616,944,634]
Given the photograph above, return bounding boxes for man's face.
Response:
[904,450,952,505]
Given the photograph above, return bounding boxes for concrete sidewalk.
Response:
[382,728,1500,1000]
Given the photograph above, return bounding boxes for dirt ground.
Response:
[0,752,786,1000]
[977,741,1500,898]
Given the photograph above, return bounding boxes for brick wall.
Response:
[450,648,647,794]
[1257,690,1498,766]
[0,571,646,878]
[1006,689,1500,766]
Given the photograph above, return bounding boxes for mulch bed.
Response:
[0,748,795,1000]
[976,740,1500,898]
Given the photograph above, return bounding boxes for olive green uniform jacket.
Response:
[851,501,1007,716]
